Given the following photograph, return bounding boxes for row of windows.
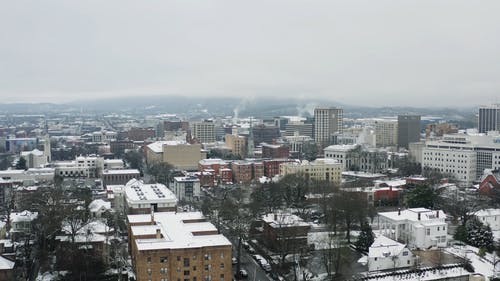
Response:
[147,253,226,264]
[147,263,226,275]
[149,275,225,281]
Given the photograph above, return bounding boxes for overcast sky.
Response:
[1,1,499,107]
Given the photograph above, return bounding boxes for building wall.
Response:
[375,120,398,147]
[314,108,343,147]
[368,249,414,272]
[279,160,342,185]
[422,147,477,187]
[173,179,201,201]
[163,144,203,170]
[132,244,232,281]
[103,172,140,186]
[478,105,500,133]
[192,122,216,144]
[225,134,246,158]
[397,115,421,149]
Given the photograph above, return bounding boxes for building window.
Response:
[147,257,152,263]
[177,256,181,261]
[184,258,190,267]
[204,254,211,260]
[220,274,224,281]
[160,257,168,263]
[402,251,408,256]
[160,268,168,274]
[147,269,152,276]
[205,264,211,271]
[220,252,224,258]
[184,270,190,276]
[426,228,430,236]
[220,263,224,269]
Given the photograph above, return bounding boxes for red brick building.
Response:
[261,143,290,159]
[479,170,500,195]
[263,159,294,178]
[127,127,156,141]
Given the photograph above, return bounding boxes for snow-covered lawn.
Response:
[308,231,360,250]
[444,244,500,279]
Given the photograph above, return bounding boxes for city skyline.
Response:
[1,0,500,106]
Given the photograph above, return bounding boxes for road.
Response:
[233,245,272,281]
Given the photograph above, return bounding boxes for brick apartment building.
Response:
[128,212,232,281]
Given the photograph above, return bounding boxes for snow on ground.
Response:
[361,264,469,281]
[308,231,360,250]
[444,244,500,279]
[36,271,68,281]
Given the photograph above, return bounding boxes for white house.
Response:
[368,236,416,272]
[9,210,38,240]
[88,199,112,218]
[474,209,500,231]
[378,208,447,249]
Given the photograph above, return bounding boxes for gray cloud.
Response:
[1,0,499,107]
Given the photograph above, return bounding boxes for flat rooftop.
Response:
[129,211,231,251]
[124,179,177,203]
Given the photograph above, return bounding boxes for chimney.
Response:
[156,228,161,239]
[418,212,421,220]
[150,210,154,224]
[398,208,401,216]
[436,210,439,218]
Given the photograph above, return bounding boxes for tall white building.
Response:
[374,119,398,147]
[421,134,500,186]
[314,107,343,147]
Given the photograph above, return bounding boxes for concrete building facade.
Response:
[314,107,343,147]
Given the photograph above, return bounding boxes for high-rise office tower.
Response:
[192,120,215,143]
[397,115,421,149]
[314,107,343,147]
[478,104,500,134]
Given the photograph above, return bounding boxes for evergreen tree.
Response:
[406,185,440,209]
[466,217,494,251]
[15,156,27,170]
[355,222,375,252]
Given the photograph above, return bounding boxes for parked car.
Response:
[242,241,250,249]
[232,257,238,265]
[236,269,248,278]
[261,263,272,272]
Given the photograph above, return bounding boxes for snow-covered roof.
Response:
[475,208,500,217]
[10,210,38,223]
[88,199,111,213]
[128,211,231,251]
[262,212,311,228]
[174,176,199,183]
[368,236,406,258]
[379,208,446,224]
[199,158,228,166]
[56,233,107,244]
[147,141,188,153]
[21,149,44,157]
[102,169,140,175]
[0,256,15,270]
[324,144,358,152]
[124,179,177,204]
